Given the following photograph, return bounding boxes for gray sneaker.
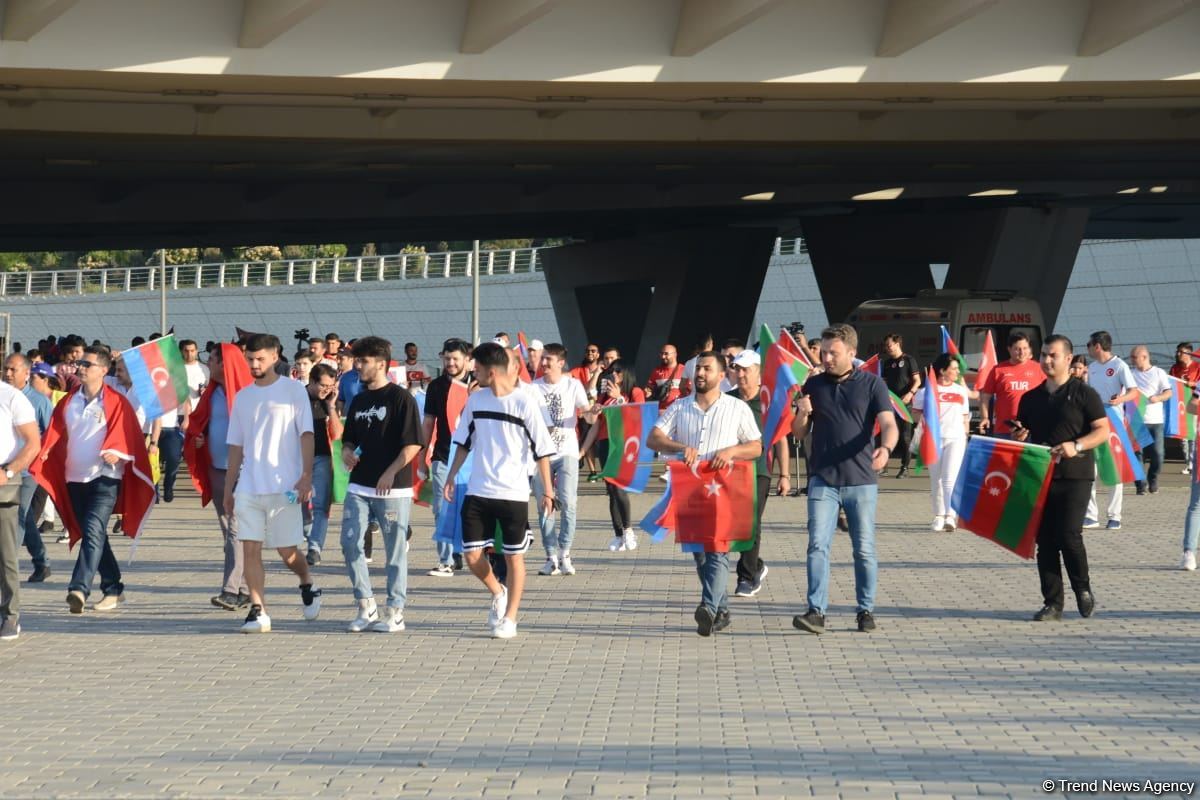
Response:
[0,617,19,641]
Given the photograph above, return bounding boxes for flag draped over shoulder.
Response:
[667,460,758,553]
[31,386,156,550]
[1095,406,1145,485]
[975,329,998,392]
[1165,377,1196,440]
[119,334,190,417]
[598,402,658,493]
[433,444,475,551]
[184,343,252,506]
[950,436,1054,559]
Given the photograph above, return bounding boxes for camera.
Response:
[294,328,310,343]
[786,321,805,339]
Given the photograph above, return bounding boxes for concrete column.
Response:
[541,228,777,380]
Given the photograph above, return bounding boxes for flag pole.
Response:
[159,248,167,334]
[471,239,480,345]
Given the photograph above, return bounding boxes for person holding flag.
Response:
[580,360,647,552]
[727,349,789,598]
[32,346,155,614]
[1170,343,1200,474]
[184,344,253,611]
[880,334,920,478]
[1014,334,1108,621]
[648,351,762,637]
[1128,345,1172,496]
[1085,331,1140,530]
[422,338,472,576]
[913,354,971,532]
[978,332,1044,438]
[792,324,898,635]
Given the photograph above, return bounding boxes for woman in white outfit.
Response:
[913,354,972,532]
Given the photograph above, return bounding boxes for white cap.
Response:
[731,350,761,368]
[529,339,544,350]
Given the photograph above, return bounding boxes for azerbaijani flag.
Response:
[1096,406,1145,485]
[917,367,942,467]
[756,323,776,356]
[940,325,967,384]
[667,460,758,552]
[639,471,674,543]
[761,342,803,452]
[1165,376,1196,440]
[599,402,659,493]
[888,390,912,424]
[975,329,998,392]
[950,436,1054,559]
[1123,394,1154,450]
[119,334,190,417]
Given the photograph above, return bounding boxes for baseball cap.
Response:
[31,362,54,379]
[529,339,544,350]
[731,350,760,368]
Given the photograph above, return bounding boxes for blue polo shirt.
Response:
[802,369,891,487]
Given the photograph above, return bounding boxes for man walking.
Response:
[1129,345,1172,495]
[340,337,423,634]
[648,351,761,636]
[1014,334,1106,621]
[422,338,471,576]
[1170,343,1200,474]
[179,338,210,414]
[222,334,322,633]
[5,353,52,583]
[792,325,898,634]
[444,342,555,640]
[32,346,155,614]
[0,377,40,640]
[645,344,684,410]
[1085,331,1139,530]
[979,332,1046,438]
[880,334,920,477]
[531,344,590,576]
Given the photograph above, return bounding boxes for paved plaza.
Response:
[2,465,1199,799]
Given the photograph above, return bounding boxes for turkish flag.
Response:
[184,344,253,506]
[667,460,757,552]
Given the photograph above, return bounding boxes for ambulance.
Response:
[845,289,1046,379]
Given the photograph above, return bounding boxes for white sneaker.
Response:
[370,606,406,633]
[608,536,624,552]
[428,564,454,577]
[347,598,379,632]
[1182,551,1197,571]
[488,586,508,629]
[623,530,638,551]
[1185,465,1193,475]
[491,617,518,639]
[240,605,271,633]
[943,517,957,532]
[931,516,945,532]
[538,557,561,576]
[560,554,576,575]
[300,584,322,621]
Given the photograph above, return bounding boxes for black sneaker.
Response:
[1135,481,1147,496]
[896,466,909,479]
[713,610,731,632]
[112,517,123,534]
[306,549,321,567]
[39,520,54,534]
[856,610,876,632]
[733,579,755,597]
[26,565,50,583]
[210,591,239,610]
[163,487,174,503]
[793,609,825,634]
[1076,590,1096,618]
[1033,605,1063,622]
[452,553,464,571]
[1149,479,1159,494]
[694,604,715,637]
[236,592,252,608]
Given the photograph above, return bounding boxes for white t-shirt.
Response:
[0,382,36,465]
[1088,356,1137,416]
[386,364,409,388]
[912,381,971,441]
[532,375,590,459]
[64,388,127,483]
[1132,365,1172,425]
[227,377,314,495]
[452,386,556,502]
[185,362,210,407]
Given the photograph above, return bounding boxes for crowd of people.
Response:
[0,322,1195,643]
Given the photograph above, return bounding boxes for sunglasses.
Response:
[75,360,98,370]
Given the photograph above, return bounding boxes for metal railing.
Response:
[0,237,808,299]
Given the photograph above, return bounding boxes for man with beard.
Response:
[423,338,472,576]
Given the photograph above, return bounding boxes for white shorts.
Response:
[234,493,304,549]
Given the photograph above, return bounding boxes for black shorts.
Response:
[460,495,532,555]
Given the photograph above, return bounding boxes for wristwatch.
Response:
[3,469,12,480]
[1073,439,1086,454]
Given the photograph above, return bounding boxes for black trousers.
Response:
[736,475,772,583]
[895,419,914,469]
[1036,478,1092,609]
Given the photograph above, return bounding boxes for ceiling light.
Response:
[741,191,775,201]
[852,187,904,201]
[969,189,1018,197]
[1150,186,1168,193]
[1117,187,1140,194]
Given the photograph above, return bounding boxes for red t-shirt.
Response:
[646,364,684,409]
[596,387,647,441]
[1170,361,1200,387]
[982,359,1045,434]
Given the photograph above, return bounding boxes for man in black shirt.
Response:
[339,337,423,634]
[421,338,472,576]
[1015,334,1108,622]
[880,334,920,477]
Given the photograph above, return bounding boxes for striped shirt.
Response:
[654,393,761,461]
[452,386,556,502]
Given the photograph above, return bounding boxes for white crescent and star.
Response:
[1109,433,1122,454]
[150,367,171,389]
[983,470,1012,497]
[704,479,722,497]
[623,435,640,463]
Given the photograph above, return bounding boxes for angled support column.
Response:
[1077,0,1199,56]
[0,0,78,41]
[672,0,784,57]
[238,0,327,48]
[460,0,563,54]
[876,0,998,57]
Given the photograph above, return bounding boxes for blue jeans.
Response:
[1184,474,1200,553]
[17,474,48,569]
[66,477,123,598]
[158,428,184,496]
[532,455,579,557]
[303,455,333,553]
[430,460,457,564]
[693,552,730,614]
[806,476,878,614]
[1144,423,1164,484]
[341,492,410,609]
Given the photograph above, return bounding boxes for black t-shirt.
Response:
[342,383,423,490]
[882,354,921,396]
[423,374,458,464]
[307,386,331,457]
[802,370,891,487]
[1016,377,1106,481]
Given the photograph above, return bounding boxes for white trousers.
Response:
[1087,467,1123,522]
[928,436,967,520]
